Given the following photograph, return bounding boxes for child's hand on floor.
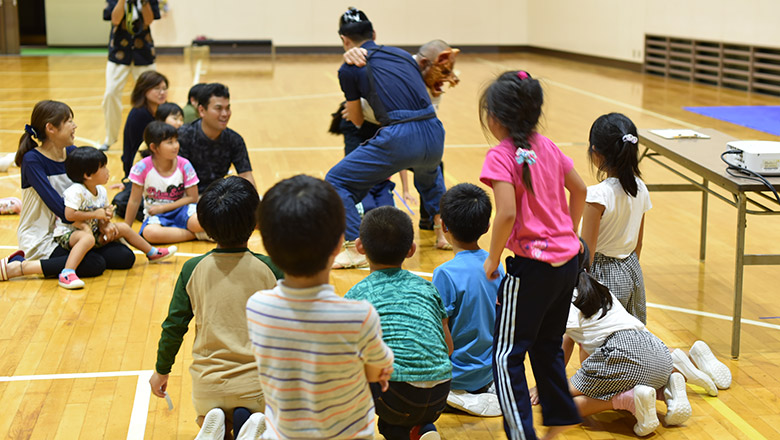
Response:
[149,371,169,398]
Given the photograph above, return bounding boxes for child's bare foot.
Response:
[541,424,577,440]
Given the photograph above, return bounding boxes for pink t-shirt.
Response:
[129,156,199,209]
[480,133,579,264]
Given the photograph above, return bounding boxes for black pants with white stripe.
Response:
[492,255,582,440]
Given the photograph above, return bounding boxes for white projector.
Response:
[726,141,780,176]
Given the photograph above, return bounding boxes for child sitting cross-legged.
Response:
[345,206,454,440]
[53,146,176,289]
[433,183,503,417]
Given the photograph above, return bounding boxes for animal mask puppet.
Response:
[418,48,460,98]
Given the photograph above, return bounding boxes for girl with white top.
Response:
[581,113,651,323]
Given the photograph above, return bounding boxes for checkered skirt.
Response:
[591,252,646,324]
[571,329,673,400]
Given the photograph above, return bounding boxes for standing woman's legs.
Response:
[102,62,132,147]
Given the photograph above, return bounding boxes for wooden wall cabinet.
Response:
[645,35,780,96]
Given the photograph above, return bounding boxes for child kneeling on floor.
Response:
[345,206,454,440]
[149,177,283,440]
[53,146,176,289]
[432,183,503,417]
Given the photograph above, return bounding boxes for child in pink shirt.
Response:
[479,70,587,440]
[124,121,206,243]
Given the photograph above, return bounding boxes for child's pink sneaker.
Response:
[58,272,85,289]
[148,246,177,263]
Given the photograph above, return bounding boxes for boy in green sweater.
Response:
[149,176,282,440]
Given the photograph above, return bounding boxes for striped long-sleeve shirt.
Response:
[247,281,393,439]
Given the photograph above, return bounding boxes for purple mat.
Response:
[684,106,780,137]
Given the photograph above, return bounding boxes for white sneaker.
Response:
[689,340,732,389]
[236,412,266,440]
[671,348,718,396]
[632,385,660,437]
[332,241,368,269]
[195,408,225,440]
[663,372,692,426]
[446,390,502,417]
[98,143,111,151]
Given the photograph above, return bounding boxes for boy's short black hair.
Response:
[197,176,259,248]
[338,7,373,42]
[155,102,183,121]
[188,83,207,101]
[439,183,492,243]
[65,146,107,183]
[259,175,345,277]
[359,206,413,266]
[197,83,230,109]
[143,120,178,146]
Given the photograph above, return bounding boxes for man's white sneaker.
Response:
[632,385,660,437]
[195,408,225,440]
[671,348,718,396]
[663,372,692,426]
[446,390,502,417]
[689,340,732,389]
[332,241,368,269]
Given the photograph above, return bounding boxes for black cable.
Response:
[721,150,780,204]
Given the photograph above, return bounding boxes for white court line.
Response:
[0,174,20,181]
[193,59,204,85]
[475,57,699,129]
[0,369,154,440]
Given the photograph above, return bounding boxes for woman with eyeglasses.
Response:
[121,70,169,178]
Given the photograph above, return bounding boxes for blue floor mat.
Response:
[684,106,780,136]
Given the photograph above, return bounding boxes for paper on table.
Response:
[650,129,711,139]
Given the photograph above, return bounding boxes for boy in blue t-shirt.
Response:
[433,183,503,417]
[345,206,453,440]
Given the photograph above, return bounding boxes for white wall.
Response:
[151,0,529,47]
[43,0,780,62]
[46,0,108,46]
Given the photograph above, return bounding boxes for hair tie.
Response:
[24,124,39,140]
[517,71,529,80]
[622,133,638,144]
[515,148,537,166]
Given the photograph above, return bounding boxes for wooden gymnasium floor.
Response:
[1,50,780,440]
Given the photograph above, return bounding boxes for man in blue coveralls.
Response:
[326,7,448,269]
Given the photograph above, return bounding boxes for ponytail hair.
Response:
[573,239,613,319]
[16,100,74,167]
[588,112,641,197]
[479,70,543,195]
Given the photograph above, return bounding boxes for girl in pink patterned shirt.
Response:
[124,121,207,243]
[479,70,587,440]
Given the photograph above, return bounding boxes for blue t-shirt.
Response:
[432,249,503,391]
[345,268,452,382]
[338,40,431,115]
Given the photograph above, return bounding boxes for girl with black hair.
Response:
[479,70,587,440]
[580,113,651,324]
[545,244,690,437]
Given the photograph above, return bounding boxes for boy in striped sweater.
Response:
[248,175,394,439]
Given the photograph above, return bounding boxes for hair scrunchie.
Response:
[515,148,537,166]
[24,124,39,140]
[622,133,638,144]
[517,70,529,80]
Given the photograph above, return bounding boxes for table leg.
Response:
[731,192,747,359]
[700,179,708,261]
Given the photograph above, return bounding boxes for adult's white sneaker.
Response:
[671,348,718,396]
[446,390,502,417]
[195,408,225,440]
[689,340,732,389]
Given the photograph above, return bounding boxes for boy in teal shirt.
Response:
[345,206,453,440]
